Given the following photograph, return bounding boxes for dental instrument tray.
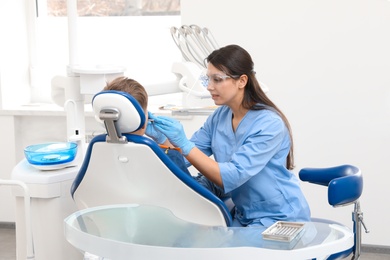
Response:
[262,221,305,242]
[24,142,78,170]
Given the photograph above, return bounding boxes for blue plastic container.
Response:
[24,142,78,166]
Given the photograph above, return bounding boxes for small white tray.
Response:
[262,221,305,242]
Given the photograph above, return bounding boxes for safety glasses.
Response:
[199,73,240,87]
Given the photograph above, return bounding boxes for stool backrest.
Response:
[299,165,363,206]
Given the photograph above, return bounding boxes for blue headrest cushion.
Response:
[92,90,146,133]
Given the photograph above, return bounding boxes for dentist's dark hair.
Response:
[206,44,295,170]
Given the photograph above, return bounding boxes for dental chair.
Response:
[71,90,232,227]
[299,165,369,260]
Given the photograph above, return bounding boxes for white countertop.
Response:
[0,92,216,117]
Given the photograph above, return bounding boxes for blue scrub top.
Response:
[190,105,311,227]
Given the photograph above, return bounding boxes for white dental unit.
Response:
[4,1,369,260]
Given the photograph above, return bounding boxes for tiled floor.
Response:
[1,224,389,260]
[0,227,16,260]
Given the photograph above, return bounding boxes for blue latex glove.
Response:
[145,112,167,144]
[153,116,195,156]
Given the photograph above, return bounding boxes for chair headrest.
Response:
[92,90,146,134]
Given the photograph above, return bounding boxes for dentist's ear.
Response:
[238,74,248,89]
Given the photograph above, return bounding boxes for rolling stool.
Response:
[299,165,369,260]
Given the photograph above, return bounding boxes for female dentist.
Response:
[148,44,311,227]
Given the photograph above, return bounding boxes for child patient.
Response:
[103,76,191,175]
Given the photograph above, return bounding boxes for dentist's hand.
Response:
[145,112,167,144]
[153,116,195,156]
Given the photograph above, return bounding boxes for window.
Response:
[30,0,182,103]
[45,0,180,17]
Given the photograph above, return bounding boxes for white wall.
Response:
[181,0,390,246]
[0,0,31,222]
[0,0,31,107]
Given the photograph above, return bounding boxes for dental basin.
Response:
[64,204,353,260]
